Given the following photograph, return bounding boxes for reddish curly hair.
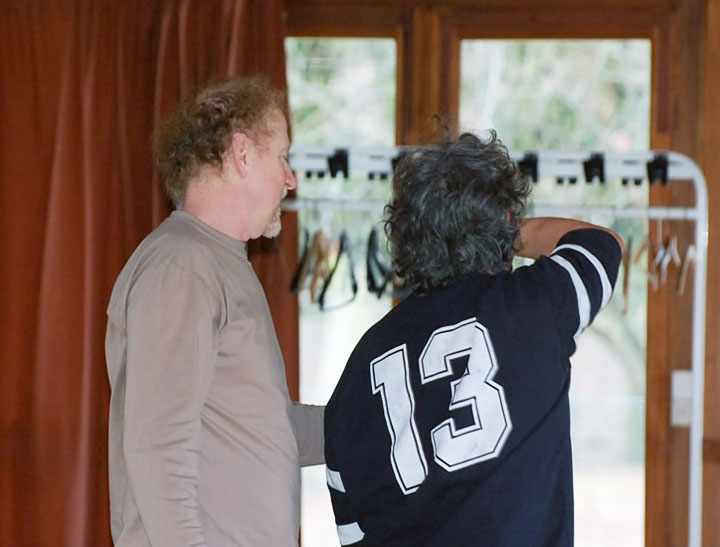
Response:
[154,75,287,207]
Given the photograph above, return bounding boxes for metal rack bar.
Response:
[283,198,699,220]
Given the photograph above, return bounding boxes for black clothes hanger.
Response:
[366,227,393,298]
[366,227,412,301]
[318,230,358,311]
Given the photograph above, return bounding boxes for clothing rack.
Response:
[284,146,709,547]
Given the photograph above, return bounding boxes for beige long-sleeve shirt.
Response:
[106,211,324,547]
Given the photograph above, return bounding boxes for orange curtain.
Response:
[0,1,296,545]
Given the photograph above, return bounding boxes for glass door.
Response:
[460,39,651,547]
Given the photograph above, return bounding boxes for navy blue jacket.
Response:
[324,229,622,547]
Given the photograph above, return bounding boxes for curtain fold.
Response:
[0,1,294,544]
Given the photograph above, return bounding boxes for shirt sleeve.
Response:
[541,228,622,355]
[288,402,325,466]
[324,453,366,545]
[122,262,219,547]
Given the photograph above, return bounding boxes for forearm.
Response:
[289,402,325,466]
[124,334,210,546]
[124,440,206,546]
[122,265,217,546]
[516,217,623,259]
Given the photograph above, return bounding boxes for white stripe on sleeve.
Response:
[326,467,346,493]
[551,254,591,340]
[337,522,365,545]
[553,243,612,308]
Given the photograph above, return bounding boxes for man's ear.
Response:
[230,131,252,175]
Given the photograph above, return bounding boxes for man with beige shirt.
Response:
[105,76,324,546]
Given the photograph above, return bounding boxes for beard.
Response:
[262,204,282,238]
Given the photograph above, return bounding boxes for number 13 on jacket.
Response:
[371,318,512,494]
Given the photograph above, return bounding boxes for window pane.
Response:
[286,37,396,147]
[460,40,650,151]
[285,37,397,547]
[461,39,650,547]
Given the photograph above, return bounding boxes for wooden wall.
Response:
[284,0,720,544]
